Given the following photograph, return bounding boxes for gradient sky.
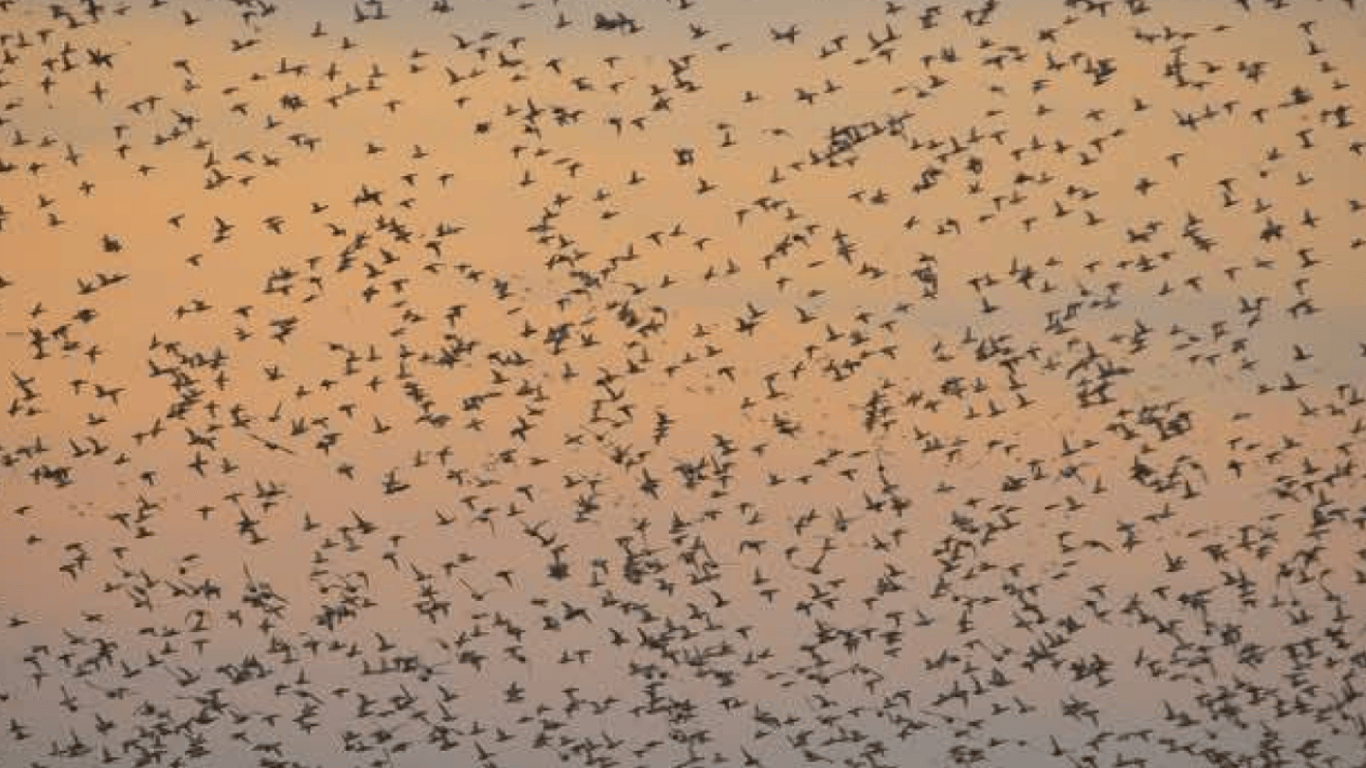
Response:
[2,1,1365,767]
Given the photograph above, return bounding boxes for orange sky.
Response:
[2,1,1366,767]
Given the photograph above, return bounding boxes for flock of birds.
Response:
[2,0,1365,766]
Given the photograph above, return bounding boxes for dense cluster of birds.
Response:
[2,0,1365,766]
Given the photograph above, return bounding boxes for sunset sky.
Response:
[2,1,1365,767]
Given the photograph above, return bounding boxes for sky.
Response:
[2,1,1366,767]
